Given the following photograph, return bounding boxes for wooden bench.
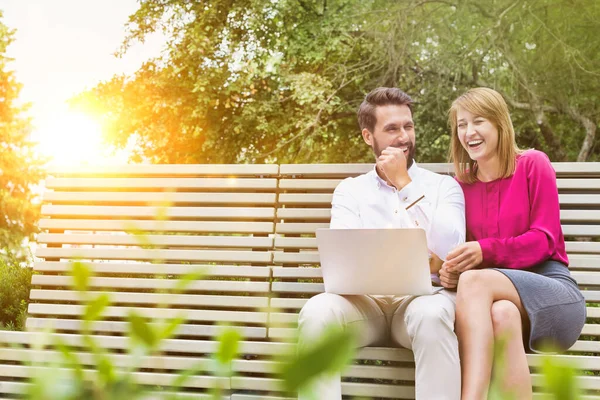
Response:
[0,163,599,399]
[0,165,283,399]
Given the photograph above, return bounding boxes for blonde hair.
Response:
[448,87,522,183]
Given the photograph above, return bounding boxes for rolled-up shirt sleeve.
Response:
[398,177,466,260]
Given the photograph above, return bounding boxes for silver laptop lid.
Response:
[316,228,433,296]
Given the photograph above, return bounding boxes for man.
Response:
[298,87,465,399]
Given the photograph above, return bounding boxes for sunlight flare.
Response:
[35,111,118,166]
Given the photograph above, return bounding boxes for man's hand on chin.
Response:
[377,146,411,190]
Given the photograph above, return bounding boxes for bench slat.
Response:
[271,282,323,294]
[274,237,317,249]
[560,194,600,205]
[37,233,274,248]
[273,251,319,264]
[25,318,267,338]
[279,179,341,190]
[46,177,277,190]
[49,164,278,177]
[33,262,271,277]
[272,267,322,279]
[41,205,275,219]
[33,261,270,278]
[39,219,274,233]
[31,275,270,292]
[278,193,332,205]
[35,247,272,263]
[0,381,222,399]
[44,191,277,205]
[30,290,269,308]
[0,365,229,389]
[274,223,328,234]
[270,298,311,310]
[276,208,330,220]
[27,304,268,324]
[0,348,215,371]
[566,243,600,255]
[0,331,293,354]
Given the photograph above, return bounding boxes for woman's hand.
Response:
[439,266,460,289]
[443,241,483,273]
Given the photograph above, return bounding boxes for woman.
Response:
[440,87,586,399]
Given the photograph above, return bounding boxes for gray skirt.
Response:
[493,260,586,353]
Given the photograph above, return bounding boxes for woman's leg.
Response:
[456,270,531,400]
[490,300,532,398]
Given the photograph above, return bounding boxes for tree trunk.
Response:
[571,111,598,162]
[535,110,568,161]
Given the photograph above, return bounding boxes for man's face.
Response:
[363,104,416,168]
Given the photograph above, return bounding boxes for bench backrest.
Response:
[20,164,279,394]
[4,162,600,399]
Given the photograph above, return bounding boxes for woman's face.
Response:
[456,107,499,163]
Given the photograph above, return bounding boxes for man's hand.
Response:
[443,241,483,273]
[377,147,411,189]
[430,253,443,274]
[439,266,460,289]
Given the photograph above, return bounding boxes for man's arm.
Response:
[398,177,466,260]
[330,179,362,229]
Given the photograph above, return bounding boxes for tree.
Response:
[73,0,600,164]
[0,12,45,261]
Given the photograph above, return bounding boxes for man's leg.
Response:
[389,291,460,400]
[297,293,388,400]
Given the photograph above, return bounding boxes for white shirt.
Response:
[330,162,466,261]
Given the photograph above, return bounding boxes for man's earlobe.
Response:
[362,129,373,146]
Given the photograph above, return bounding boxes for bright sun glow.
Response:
[35,111,126,166]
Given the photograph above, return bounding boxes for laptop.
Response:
[316,228,435,296]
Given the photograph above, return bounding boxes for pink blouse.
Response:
[458,150,569,269]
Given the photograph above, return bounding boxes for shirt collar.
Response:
[369,161,419,189]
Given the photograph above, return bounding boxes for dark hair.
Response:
[357,87,413,132]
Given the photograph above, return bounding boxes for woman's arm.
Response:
[478,152,561,269]
[447,152,562,272]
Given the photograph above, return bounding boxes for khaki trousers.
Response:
[297,290,460,400]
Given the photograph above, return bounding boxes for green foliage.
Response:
[9,258,594,399]
[0,258,32,330]
[540,355,582,399]
[0,12,46,260]
[72,0,599,164]
[25,261,194,400]
[19,257,359,399]
[278,325,358,397]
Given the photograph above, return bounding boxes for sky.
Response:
[0,0,166,164]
